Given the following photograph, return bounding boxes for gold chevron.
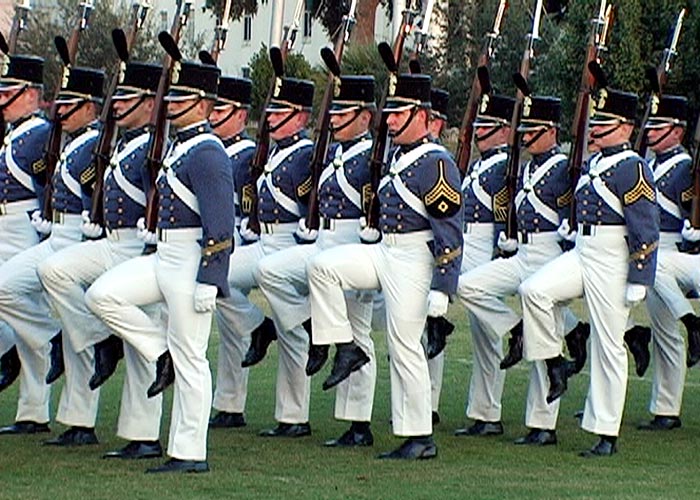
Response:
[557,189,573,208]
[682,186,694,203]
[623,164,656,206]
[424,160,461,209]
[202,238,232,257]
[241,184,254,214]
[297,176,313,198]
[435,246,462,266]
[32,158,46,174]
[629,240,658,262]
[493,186,509,222]
[80,166,96,185]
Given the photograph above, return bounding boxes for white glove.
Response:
[31,210,52,235]
[497,231,518,253]
[625,283,647,306]
[136,217,157,245]
[80,210,102,238]
[294,218,318,244]
[358,216,381,244]
[682,219,700,242]
[557,218,577,242]
[427,290,449,318]
[193,283,218,313]
[239,217,260,243]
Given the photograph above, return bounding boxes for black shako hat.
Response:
[430,88,449,120]
[165,61,220,101]
[0,55,44,89]
[216,76,253,108]
[266,77,315,112]
[473,94,515,127]
[383,73,431,112]
[517,96,561,132]
[55,67,105,104]
[589,88,638,125]
[113,61,162,100]
[644,94,688,129]
[330,75,375,113]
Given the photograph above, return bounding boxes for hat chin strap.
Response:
[646,124,677,148]
[166,96,202,121]
[56,100,87,122]
[211,105,240,130]
[267,109,298,133]
[474,124,503,143]
[112,94,147,121]
[589,122,622,141]
[521,127,549,149]
[330,109,360,135]
[0,84,28,111]
[388,106,418,139]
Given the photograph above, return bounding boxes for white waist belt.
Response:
[259,221,297,235]
[106,227,139,242]
[464,222,494,236]
[0,199,38,216]
[382,230,433,247]
[157,227,203,242]
[577,223,627,237]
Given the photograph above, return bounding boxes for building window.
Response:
[241,66,251,79]
[243,15,252,42]
[160,10,168,32]
[303,10,312,38]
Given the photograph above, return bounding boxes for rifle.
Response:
[689,114,700,231]
[0,0,32,142]
[366,0,420,229]
[143,0,193,233]
[503,0,543,240]
[246,0,305,235]
[89,0,151,227]
[305,0,358,231]
[635,7,685,158]
[208,0,232,62]
[568,0,613,230]
[407,0,434,74]
[454,0,507,176]
[41,0,95,220]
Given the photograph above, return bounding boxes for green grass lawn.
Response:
[1,293,699,499]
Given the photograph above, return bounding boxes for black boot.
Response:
[565,322,590,374]
[45,332,64,384]
[89,335,124,390]
[0,346,20,392]
[579,435,617,458]
[426,316,455,360]
[241,317,277,368]
[324,421,374,447]
[303,318,329,376]
[624,325,651,377]
[681,313,700,367]
[322,342,370,391]
[545,356,571,404]
[500,321,523,369]
[147,351,174,398]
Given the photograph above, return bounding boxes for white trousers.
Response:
[0,212,40,356]
[646,233,698,416]
[217,231,310,424]
[0,217,81,423]
[520,226,630,436]
[87,232,212,460]
[117,343,163,441]
[309,231,433,437]
[257,221,376,422]
[458,232,578,429]
[38,229,151,429]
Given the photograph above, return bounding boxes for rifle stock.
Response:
[366,2,418,229]
[568,1,614,229]
[306,2,357,231]
[144,0,192,233]
[41,0,95,220]
[455,0,507,176]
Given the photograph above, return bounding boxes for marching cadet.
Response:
[308,74,463,459]
[207,75,257,429]
[451,94,513,437]
[37,62,164,456]
[635,95,700,431]
[258,75,377,446]
[0,67,103,436]
[216,77,316,438]
[456,96,588,445]
[0,56,49,396]
[86,60,233,473]
[519,89,659,457]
